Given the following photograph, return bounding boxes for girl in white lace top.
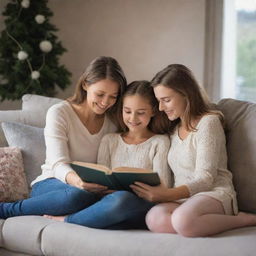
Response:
[131,64,256,236]
[97,81,172,188]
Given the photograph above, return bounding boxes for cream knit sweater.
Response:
[97,133,172,188]
[168,115,238,214]
[32,101,116,186]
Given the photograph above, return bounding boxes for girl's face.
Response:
[85,79,119,115]
[122,95,154,132]
[153,85,187,121]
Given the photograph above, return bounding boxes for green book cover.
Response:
[70,162,161,191]
[112,172,160,191]
[70,163,120,190]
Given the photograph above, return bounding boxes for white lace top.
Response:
[168,114,238,214]
[97,133,172,188]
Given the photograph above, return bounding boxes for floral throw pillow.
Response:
[0,147,29,202]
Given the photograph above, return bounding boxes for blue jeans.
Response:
[0,178,154,229]
[0,178,98,218]
[65,190,155,229]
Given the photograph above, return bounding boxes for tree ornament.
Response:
[21,0,30,8]
[31,71,40,80]
[39,40,53,53]
[17,50,28,60]
[35,15,45,24]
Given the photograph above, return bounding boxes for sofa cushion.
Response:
[2,216,54,256]
[0,248,31,256]
[217,98,256,213]
[0,218,4,247]
[0,147,29,201]
[41,221,256,256]
[1,122,45,186]
[22,94,62,111]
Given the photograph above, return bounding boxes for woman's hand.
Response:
[130,182,168,203]
[66,171,108,193]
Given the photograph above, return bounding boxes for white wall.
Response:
[0,0,206,110]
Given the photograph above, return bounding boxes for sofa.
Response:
[0,94,256,256]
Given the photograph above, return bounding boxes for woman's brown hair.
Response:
[119,80,171,134]
[68,56,127,122]
[151,64,224,132]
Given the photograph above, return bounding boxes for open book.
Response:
[70,161,161,191]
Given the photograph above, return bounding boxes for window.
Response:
[235,0,256,102]
[204,0,256,103]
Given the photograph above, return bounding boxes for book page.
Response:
[71,161,111,174]
[113,166,153,173]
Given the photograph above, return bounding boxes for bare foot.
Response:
[43,214,66,222]
[237,212,256,226]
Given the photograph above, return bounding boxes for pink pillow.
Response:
[0,147,29,202]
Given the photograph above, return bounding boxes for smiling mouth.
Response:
[128,122,141,126]
[165,111,173,115]
[96,103,108,110]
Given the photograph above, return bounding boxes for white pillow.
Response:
[0,110,46,147]
[0,94,62,147]
[22,94,62,111]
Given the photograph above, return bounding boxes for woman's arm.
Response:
[44,104,107,192]
[152,136,172,188]
[184,115,224,196]
[44,104,73,182]
[130,183,189,203]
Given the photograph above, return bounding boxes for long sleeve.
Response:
[185,116,225,195]
[97,134,112,168]
[152,136,172,188]
[43,104,73,183]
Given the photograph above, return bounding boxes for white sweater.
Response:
[168,115,238,214]
[31,101,116,186]
[97,133,172,188]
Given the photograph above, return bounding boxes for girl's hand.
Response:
[66,171,108,193]
[130,182,168,203]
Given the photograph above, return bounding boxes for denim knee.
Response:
[110,191,136,207]
[107,191,152,212]
[64,187,98,209]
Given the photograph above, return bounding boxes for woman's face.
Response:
[153,85,187,121]
[85,79,119,115]
[122,95,154,133]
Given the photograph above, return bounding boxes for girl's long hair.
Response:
[119,80,172,134]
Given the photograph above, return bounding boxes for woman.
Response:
[0,56,127,220]
[131,64,256,237]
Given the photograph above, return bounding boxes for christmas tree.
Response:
[0,0,71,101]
